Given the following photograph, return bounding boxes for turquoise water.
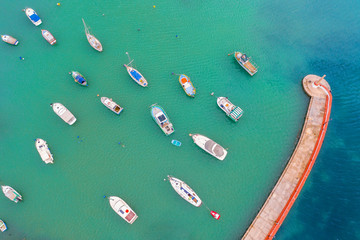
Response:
[1,0,359,239]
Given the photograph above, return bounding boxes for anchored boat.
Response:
[1,35,19,45]
[41,29,56,45]
[35,138,54,164]
[1,186,22,203]
[108,196,138,224]
[178,74,196,97]
[190,134,227,160]
[25,8,42,26]
[82,18,102,52]
[217,97,243,121]
[150,104,174,136]
[101,97,123,115]
[124,64,148,87]
[171,139,182,147]
[0,219,7,232]
[70,71,88,86]
[50,103,77,125]
[167,175,202,207]
[234,51,258,76]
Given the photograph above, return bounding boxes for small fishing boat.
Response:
[1,185,22,203]
[82,18,103,52]
[150,104,174,136]
[108,196,138,224]
[41,29,56,45]
[167,175,202,207]
[178,74,196,97]
[171,139,181,147]
[101,97,123,115]
[234,51,258,76]
[0,219,7,232]
[25,8,42,26]
[124,64,148,87]
[190,134,227,160]
[35,138,54,164]
[1,35,19,45]
[50,103,77,125]
[70,71,88,86]
[217,97,243,121]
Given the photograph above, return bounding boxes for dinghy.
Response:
[50,103,77,125]
[1,35,19,45]
[178,74,196,97]
[190,134,227,160]
[82,18,102,52]
[150,104,174,136]
[108,196,138,224]
[101,97,123,115]
[41,29,56,45]
[0,219,7,232]
[25,8,42,26]
[217,97,243,121]
[234,51,258,76]
[167,175,202,207]
[70,71,88,86]
[1,185,22,203]
[35,138,54,164]
[171,140,182,147]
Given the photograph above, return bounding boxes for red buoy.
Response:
[210,211,220,220]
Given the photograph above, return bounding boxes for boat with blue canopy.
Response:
[25,8,42,26]
[150,104,174,136]
[70,71,88,86]
[217,97,243,121]
[124,64,148,87]
[178,74,196,97]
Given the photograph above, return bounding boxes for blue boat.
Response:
[70,71,88,86]
[150,104,174,136]
[179,74,196,97]
[171,140,182,147]
[124,64,148,87]
[25,8,42,26]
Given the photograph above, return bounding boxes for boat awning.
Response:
[75,75,85,84]
[130,70,142,81]
[30,14,40,22]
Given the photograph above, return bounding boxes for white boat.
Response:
[217,97,244,122]
[25,8,42,26]
[41,29,56,45]
[50,103,77,125]
[101,97,123,115]
[234,51,258,76]
[167,175,202,207]
[35,138,54,164]
[108,196,138,224]
[150,104,174,136]
[190,134,227,160]
[124,64,148,87]
[0,219,7,232]
[1,185,22,203]
[1,35,19,45]
[82,18,103,52]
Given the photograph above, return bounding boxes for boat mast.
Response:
[82,18,90,35]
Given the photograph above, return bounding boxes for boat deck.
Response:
[243,61,257,74]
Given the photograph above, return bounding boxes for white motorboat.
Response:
[167,175,202,207]
[190,134,227,160]
[1,185,22,203]
[0,219,7,232]
[50,103,77,125]
[1,35,19,45]
[25,8,42,26]
[101,97,123,115]
[217,97,243,122]
[35,138,54,164]
[41,29,56,45]
[108,196,138,224]
[150,104,174,136]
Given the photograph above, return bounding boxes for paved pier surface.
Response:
[242,75,332,240]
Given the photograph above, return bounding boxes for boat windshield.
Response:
[30,14,40,22]
[130,70,142,81]
[157,114,166,123]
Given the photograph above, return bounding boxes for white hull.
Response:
[124,65,148,87]
[1,185,22,203]
[41,29,56,45]
[168,175,202,207]
[1,35,19,45]
[101,97,123,114]
[0,220,7,232]
[51,103,77,125]
[25,8,42,26]
[191,134,227,160]
[35,138,54,164]
[109,196,138,224]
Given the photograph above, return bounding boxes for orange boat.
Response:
[178,74,196,97]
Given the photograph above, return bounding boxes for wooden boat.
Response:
[124,64,148,87]
[50,103,77,125]
[0,219,7,232]
[25,8,42,26]
[101,97,123,115]
[108,196,138,224]
[178,74,196,97]
[70,71,88,86]
[1,35,19,45]
[190,134,227,160]
[150,104,174,136]
[35,138,54,164]
[1,185,22,203]
[171,139,181,147]
[217,97,243,122]
[234,51,258,76]
[82,18,102,52]
[167,175,202,207]
[41,29,56,45]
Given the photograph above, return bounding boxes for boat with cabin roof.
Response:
[167,175,202,207]
[35,138,54,164]
[101,97,123,115]
[50,103,77,125]
[190,134,227,160]
[150,104,174,136]
[108,196,138,224]
[25,8,42,26]
[178,74,196,97]
[70,71,88,86]
[41,29,56,45]
[82,18,102,52]
[1,186,22,203]
[0,219,7,232]
[1,35,19,45]
[234,51,258,76]
[217,97,243,121]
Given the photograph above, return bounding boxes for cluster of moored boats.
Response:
[1,6,259,229]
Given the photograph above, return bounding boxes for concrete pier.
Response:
[241,75,332,240]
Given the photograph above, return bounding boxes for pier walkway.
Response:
[241,75,332,240]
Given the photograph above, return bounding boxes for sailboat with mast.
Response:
[82,18,103,52]
[123,52,148,87]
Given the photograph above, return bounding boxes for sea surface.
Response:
[1,0,359,239]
